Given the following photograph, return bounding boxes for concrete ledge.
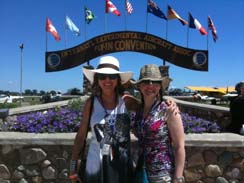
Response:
[185,133,244,147]
[8,96,89,115]
[166,96,229,113]
[8,101,69,115]
[0,132,243,147]
[0,132,76,145]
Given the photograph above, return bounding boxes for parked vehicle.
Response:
[0,95,9,103]
[222,91,238,98]
[40,92,62,103]
[0,95,24,103]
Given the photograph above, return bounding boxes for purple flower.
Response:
[11,106,220,134]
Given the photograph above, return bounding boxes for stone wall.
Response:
[0,132,243,183]
[185,133,244,183]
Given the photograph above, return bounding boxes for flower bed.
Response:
[182,113,220,133]
[12,108,81,133]
[9,102,220,133]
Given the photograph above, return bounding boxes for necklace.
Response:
[100,96,118,134]
[100,95,117,118]
[100,97,109,118]
[143,99,159,119]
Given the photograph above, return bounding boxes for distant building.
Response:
[82,65,94,95]
[159,65,172,95]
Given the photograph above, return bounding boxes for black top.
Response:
[228,96,244,133]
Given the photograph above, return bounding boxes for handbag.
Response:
[134,167,148,183]
[133,152,149,183]
[78,95,94,181]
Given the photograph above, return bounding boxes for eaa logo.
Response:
[47,53,61,69]
[193,52,207,67]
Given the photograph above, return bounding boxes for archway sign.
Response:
[45,31,208,72]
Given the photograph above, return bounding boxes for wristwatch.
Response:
[174,176,185,183]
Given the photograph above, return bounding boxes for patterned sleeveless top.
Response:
[85,96,131,183]
[134,100,175,178]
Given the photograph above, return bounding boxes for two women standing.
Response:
[69,56,185,183]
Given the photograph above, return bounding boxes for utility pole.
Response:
[19,43,24,105]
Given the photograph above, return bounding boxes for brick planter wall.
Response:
[0,133,243,183]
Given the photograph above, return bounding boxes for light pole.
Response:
[19,43,24,105]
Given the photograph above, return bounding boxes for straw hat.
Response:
[135,64,164,84]
[82,55,132,84]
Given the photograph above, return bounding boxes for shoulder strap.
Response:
[87,95,94,132]
[80,95,94,158]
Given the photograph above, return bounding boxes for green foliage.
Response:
[67,98,84,112]
[68,88,82,95]
[0,103,19,109]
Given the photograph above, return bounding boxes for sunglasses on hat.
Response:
[97,73,118,80]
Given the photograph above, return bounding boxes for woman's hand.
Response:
[165,99,180,120]
[69,173,82,183]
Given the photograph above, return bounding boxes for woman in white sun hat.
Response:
[70,55,136,183]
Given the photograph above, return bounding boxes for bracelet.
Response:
[69,160,78,172]
[69,173,78,180]
[174,176,185,183]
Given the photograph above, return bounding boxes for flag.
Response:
[208,16,218,42]
[106,0,121,16]
[147,0,167,20]
[65,16,80,36]
[188,13,207,35]
[85,7,95,24]
[167,5,187,26]
[126,0,133,14]
[46,17,61,41]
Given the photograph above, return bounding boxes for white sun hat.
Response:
[82,55,133,84]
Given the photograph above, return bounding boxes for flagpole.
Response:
[165,20,168,41]
[125,0,127,30]
[187,13,190,48]
[187,25,189,48]
[206,16,209,50]
[105,0,107,33]
[84,6,89,65]
[165,17,168,67]
[163,20,168,66]
[146,1,148,33]
[84,6,87,41]
[65,15,67,49]
[45,17,48,52]
[19,43,24,106]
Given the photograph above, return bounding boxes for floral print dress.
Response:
[133,100,175,180]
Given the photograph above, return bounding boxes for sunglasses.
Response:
[97,74,118,80]
[140,80,161,85]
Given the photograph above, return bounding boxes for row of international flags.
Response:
[46,0,218,43]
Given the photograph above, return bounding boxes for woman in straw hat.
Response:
[133,64,185,183]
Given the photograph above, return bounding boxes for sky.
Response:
[1,0,244,93]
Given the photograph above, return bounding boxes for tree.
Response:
[25,89,32,95]
[50,90,56,96]
[69,88,81,95]
[39,90,46,96]
[32,89,38,96]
